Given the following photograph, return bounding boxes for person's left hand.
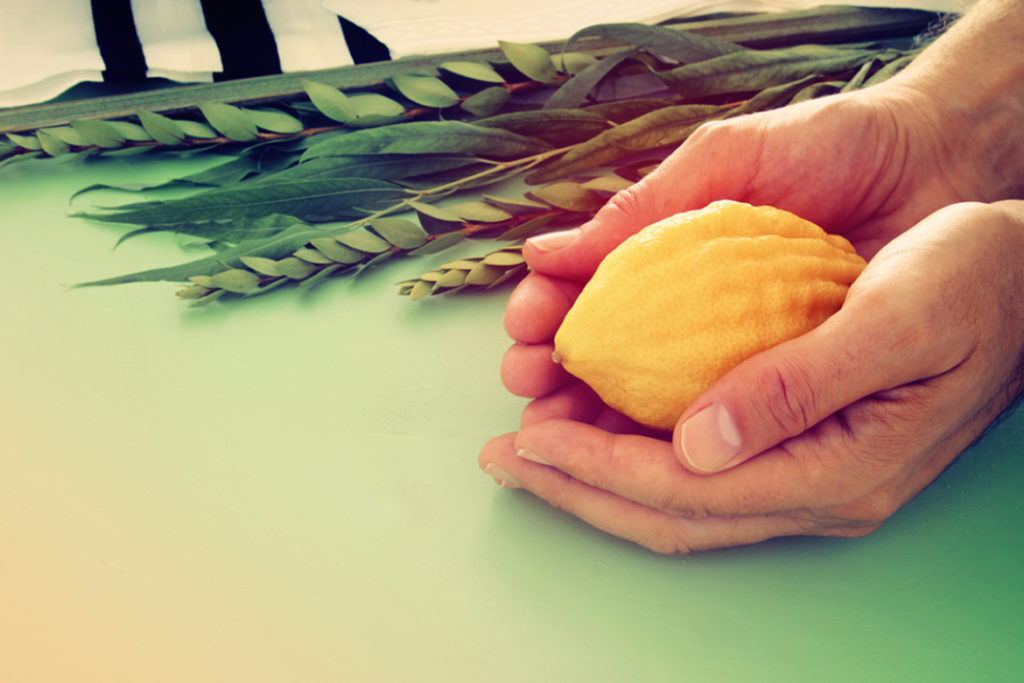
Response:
[479,200,1024,553]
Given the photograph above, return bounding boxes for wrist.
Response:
[870,0,1024,201]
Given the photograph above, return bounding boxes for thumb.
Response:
[670,289,964,474]
[523,164,697,282]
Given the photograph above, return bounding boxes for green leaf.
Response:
[47,126,89,146]
[658,45,880,98]
[498,40,559,83]
[565,23,744,62]
[76,222,334,286]
[391,73,460,108]
[723,75,819,117]
[447,201,512,223]
[475,109,610,146]
[239,256,282,276]
[440,61,505,84]
[581,99,674,124]
[112,213,309,246]
[460,87,510,118]
[275,256,316,279]
[6,132,42,150]
[72,156,259,200]
[198,102,259,141]
[528,182,605,213]
[527,104,724,183]
[370,217,429,249]
[108,120,151,141]
[482,194,550,215]
[71,119,127,148]
[498,214,556,241]
[301,121,552,161]
[36,129,70,156]
[545,49,637,110]
[293,247,336,264]
[406,200,464,234]
[211,268,261,293]
[249,108,304,134]
[258,154,477,184]
[336,228,392,253]
[137,110,186,145]
[410,232,466,255]
[309,237,366,263]
[177,119,218,139]
[558,52,599,76]
[347,93,407,127]
[482,250,526,266]
[301,79,356,123]
[80,178,407,225]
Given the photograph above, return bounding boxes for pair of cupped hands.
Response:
[479,81,1024,553]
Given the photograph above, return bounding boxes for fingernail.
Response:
[484,463,522,489]
[679,403,742,473]
[516,448,551,466]
[527,229,578,253]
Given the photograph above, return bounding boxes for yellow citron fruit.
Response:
[553,200,867,431]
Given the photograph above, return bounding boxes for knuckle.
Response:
[755,360,817,437]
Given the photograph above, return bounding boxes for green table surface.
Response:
[2,152,1022,683]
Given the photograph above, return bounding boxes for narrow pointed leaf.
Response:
[79,178,407,225]
[301,121,551,161]
[482,194,549,215]
[76,222,334,286]
[565,23,744,62]
[498,40,559,83]
[391,73,460,108]
[658,45,879,97]
[527,104,724,183]
[440,61,505,83]
[475,109,610,145]
[447,201,512,223]
[258,154,477,184]
[137,109,186,144]
[112,213,311,245]
[301,79,356,123]
[722,74,819,117]
[198,102,259,141]
[545,48,637,110]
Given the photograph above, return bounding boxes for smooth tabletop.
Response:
[1,152,1022,683]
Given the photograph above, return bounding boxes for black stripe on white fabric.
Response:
[90,0,147,81]
[339,17,391,64]
[200,0,282,81]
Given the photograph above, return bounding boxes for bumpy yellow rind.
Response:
[553,200,867,431]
